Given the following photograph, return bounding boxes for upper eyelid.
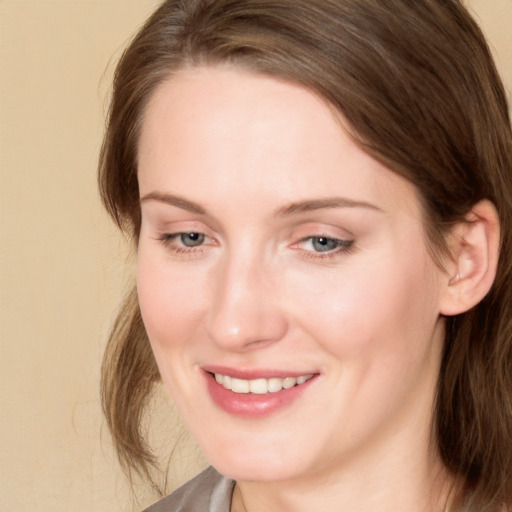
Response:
[151,220,216,237]
[293,229,353,243]
[289,218,356,237]
[142,204,357,232]
[144,212,222,234]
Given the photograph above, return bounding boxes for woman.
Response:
[99,0,512,510]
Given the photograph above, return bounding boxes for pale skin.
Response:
[136,66,500,512]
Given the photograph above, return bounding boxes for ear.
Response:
[439,200,500,316]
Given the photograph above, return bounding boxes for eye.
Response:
[156,231,213,255]
[298,235,354,258]
[179,232,205,247]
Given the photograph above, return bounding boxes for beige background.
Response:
[1,1,511,511]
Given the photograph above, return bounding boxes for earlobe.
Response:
[439,200,500,316]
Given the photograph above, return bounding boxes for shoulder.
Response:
[142,466,235,512]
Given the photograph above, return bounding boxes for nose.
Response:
[206,253,288,351]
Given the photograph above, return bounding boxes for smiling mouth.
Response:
[212,373,314,394]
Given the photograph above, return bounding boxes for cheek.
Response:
[286,249,440,362]
[136,248,205,358]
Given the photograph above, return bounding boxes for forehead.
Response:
[138,65,346,170]
[137,66,420,218]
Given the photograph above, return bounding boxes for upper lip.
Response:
[202,365,318,380]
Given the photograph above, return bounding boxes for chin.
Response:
[212,459,300,483]
[199,437,310,483]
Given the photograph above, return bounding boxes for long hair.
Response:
[99,0,512,507]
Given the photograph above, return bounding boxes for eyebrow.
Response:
[140,192,382,217]
[277,197,382,216]
[140,192,207,214]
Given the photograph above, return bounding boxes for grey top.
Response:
[143,467,235,512]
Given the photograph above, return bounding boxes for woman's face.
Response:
[137,66,447,483]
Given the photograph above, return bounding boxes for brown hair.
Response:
[99,0,512,507]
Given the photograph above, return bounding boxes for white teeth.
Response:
[214,373,313,394]
[231,378,250,394]
[267,378,283,393]
[249,378,268,394]
[222,375,231,390]
[282,377,296,389]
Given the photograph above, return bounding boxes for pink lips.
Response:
[203,367,317,418]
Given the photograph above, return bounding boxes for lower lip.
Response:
[204,372,317,418]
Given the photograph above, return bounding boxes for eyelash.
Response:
[156,232,354,260]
